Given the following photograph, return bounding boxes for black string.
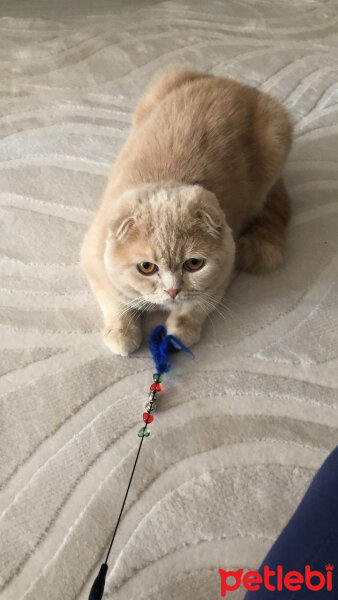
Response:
[88,410,155,599]
[104,414,152,564]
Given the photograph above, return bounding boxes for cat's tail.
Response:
[236,178,291,273]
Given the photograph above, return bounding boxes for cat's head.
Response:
[104,182,235,311]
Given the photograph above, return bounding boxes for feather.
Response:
[149,325,194,374]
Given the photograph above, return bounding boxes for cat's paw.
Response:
[166,312,201,348]
[104,323,142,356]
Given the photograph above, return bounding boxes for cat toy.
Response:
[88,325,193,600]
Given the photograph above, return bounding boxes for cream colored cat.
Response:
[81,67,292,355]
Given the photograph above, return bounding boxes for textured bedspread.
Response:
[1,1,338,599]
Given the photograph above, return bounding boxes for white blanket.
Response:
[1,1,337,599]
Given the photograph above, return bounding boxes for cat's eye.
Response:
[137,262,159,276]
[183,258,205,272]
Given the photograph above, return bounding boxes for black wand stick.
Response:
[88,392,156,600]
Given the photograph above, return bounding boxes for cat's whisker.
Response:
[211,296,236,313]
[206,311,218,338]
[113,296,148,320]
[124,308,139,331]
[201,291,238,306]
[196,293,228,320]
[198,291,235,320]
[124,298,153,331]
[210,300,234,317]
[196,299,217,337]
[197,295,231,320]
[129,302,153,331]
[220,297,238,308]
[209,296,238,319]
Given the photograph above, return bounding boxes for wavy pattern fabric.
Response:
[1,1,338,599]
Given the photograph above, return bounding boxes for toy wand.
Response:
[88,325,193,600]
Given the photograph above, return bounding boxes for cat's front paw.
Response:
[166,312,201,348]
[104,323,142,356]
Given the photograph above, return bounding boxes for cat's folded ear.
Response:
[190,187,226,238]
[111,212,136,241]
[196,206,225,238]
[109,191,140,242]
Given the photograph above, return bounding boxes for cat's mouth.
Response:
[162,295,181,307]
[155,292,201,309]
[143,290,203,309]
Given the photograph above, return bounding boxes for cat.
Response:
[81,66,292,356]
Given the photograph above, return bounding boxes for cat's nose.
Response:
[165,288,180,299]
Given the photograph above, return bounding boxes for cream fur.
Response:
[81,67,292,355]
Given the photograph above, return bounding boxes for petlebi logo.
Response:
[219,564,334,596]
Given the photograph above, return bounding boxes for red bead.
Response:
[150,382,161,392]
[150,382,162,391]
[143,412,154,424]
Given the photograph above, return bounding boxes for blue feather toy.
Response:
[149,324,193,374]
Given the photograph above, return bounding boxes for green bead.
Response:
[138,427,150,438]
[153,373,163,383]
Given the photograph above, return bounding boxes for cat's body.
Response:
[81,67,292,355]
